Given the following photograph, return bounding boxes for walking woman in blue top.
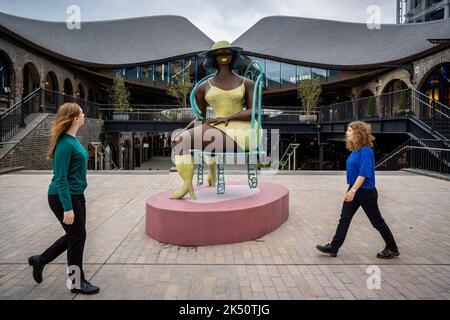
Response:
[28,103,99,294]
[316,121,399,259]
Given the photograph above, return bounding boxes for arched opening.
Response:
[381,79,409,117]
[0,50,13,111]
[142,137,149,163]
[87,144,95,170]
[105,142,119,170]
[44,71,59,110]
[134,137,142,168]
[121,140,131,170]
[22,62,41,114]
[63,78,74,102]
[419,62,450,107]
[76,83,85,100]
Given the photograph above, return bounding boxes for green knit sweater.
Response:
[48,133,89,211]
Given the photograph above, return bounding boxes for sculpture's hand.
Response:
[205,117,229,126]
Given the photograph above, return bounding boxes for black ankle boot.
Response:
[28,255,45,284]
[316,243,338,257]
[377,247,400,259]
[71,280,100,295]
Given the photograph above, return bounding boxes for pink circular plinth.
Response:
[145,182,289,246]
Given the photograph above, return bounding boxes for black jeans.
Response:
[330,188,397,253]
[41,194,87,281]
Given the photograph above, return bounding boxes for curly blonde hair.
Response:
[346,121,375,151]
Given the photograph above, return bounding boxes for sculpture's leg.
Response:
[170,154,196,200]
[204,154,216,187]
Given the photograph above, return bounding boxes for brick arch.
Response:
[63,78,74,96]
[417,61,450,93]
[381,79,408,94]
[22,61,41,95]
[0,49,15,109]
[44,71,59,92]
[380,69,412,94]
[76,82,86,99]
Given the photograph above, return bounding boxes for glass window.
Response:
[297,66,311,83]
[281,63,296,85]
[183,57,196,84]
[154,63,167,85]
[266,59,281,88]
[141,65,153,84]
[114,68,125,78]
[328,70,342,81]
[196,55,207,81]
[126,67,139,82]
[169,59,183,84]
[248,56,266,85]
[311,68,328,80]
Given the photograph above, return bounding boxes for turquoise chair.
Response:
[188,60,265,194]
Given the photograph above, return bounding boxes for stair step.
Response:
[0,166,25,175]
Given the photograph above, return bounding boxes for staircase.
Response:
[376,138,450,180]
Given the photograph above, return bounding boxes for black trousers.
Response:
[41,194,87,281]
[330,188,397,253]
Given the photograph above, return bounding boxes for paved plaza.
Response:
[0,171,449,300]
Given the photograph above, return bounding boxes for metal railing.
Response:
[90,142,119,171]
[99,105,319,124]
[0,88,41,143]
[319,88,450,139]
[409,89,450,139]
[0,88,99,144]
[376,139,450,177]
[279,143,300,170]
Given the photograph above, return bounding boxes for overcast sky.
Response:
[0,0,397,41]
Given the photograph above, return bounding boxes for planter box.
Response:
[113,114,129,121]
[298,114,317,123]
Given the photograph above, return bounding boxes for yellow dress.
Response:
[205,79,259,152]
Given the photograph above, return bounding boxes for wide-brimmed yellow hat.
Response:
[199,40,243,58]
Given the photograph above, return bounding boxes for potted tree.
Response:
[393,90,408,116]
[109,74,130,120]
[167,67,194,122]
[297,77,321,123]
[365,96,377,118]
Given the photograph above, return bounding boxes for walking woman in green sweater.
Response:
[28,103,99,295]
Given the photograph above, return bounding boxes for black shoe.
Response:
[71,280,100,295]
[28,255,44,284]
[316,243,337,257]
[377,247,400,259]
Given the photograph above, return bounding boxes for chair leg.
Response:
[217,155,225,194]
[247,154,258,188]
[196,152,204,186]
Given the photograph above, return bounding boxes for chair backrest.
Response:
[189,60,265,153]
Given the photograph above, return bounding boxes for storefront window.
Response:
[311,68,328,80]
[154,63,167,85]
[114,68,125,78]
[141,65,153,84]
[281,63,296,85]
[126,67,139,82]
[266,59,281,88]
[297,66,311,82]
[169,59,183,84]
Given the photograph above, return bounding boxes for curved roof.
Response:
[0,12,214,67]
[232,16,450,69]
